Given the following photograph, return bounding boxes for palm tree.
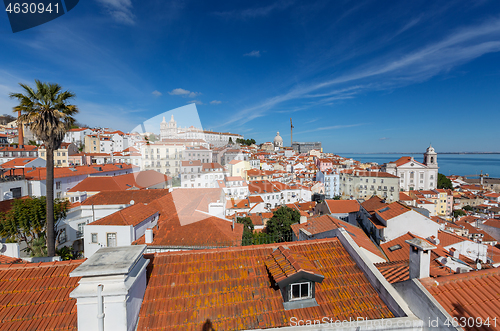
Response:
[10,80,78,257]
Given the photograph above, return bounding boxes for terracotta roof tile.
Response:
[81,189,170,205]
[265,246,322,283]
[137,238,394,331]
[0,260,83,330]
[90,203,158,226]
[325,199,359,214]
[421,268,500,329]
[375,202,411,221]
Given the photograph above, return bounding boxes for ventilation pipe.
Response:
[145,228,153,244]
[97,284,104,331]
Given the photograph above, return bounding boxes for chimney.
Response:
[449,247,459,259]
[145,228,153,244]
[405,238,436,280]
[427,235,440,245]
[70,245,149,331]
[299,213,307,224]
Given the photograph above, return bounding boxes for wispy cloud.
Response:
[218,17,500,128]
[215,1,294,19]
[151,90,162,97]
[187,100,203,105]
[95,0,136,25]
[210,100,222,104]
[244,50,261,57]
[379,137,390,140]
[295,123,366,135]
[169,88,200,98]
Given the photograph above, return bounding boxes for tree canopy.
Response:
[10,80,78,257]
[0,197,70,257]
[236,138,256,146]
[265,206,300,242]
[437,173,453,190]
[236,217,254,246]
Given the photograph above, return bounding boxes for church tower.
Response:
[423,144,438,168]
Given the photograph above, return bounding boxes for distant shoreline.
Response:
[337,152,500,155]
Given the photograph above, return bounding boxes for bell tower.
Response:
[423,144,438,168]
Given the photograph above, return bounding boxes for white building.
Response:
[382,145,439,191]
[181,161,225,188]
[316,168,340,199]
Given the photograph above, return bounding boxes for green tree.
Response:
[265,206,300,242]
[10,80,78,256]
[148,133,157,142]
[0,197,70,257]
[463,205,473,211]
[228,137,233,144]
[453,209,466,218]
[437,173,453,190]
[332,195,341,200]
[236,217,254,246]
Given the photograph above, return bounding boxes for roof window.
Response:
[388,244,402,251]
[264,246,324,310]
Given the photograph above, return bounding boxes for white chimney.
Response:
[405,238,436,280]
[145,228,153,244]
[299,215,307,224]
[70,245,149,331]
[449,247,460,259]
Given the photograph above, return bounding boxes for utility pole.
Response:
[290,118,294,147]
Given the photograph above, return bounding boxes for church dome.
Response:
[426,144,436,154]
[274,131,283,144]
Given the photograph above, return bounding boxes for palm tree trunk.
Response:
[46,147,55,257]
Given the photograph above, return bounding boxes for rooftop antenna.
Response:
[290,118,294,147]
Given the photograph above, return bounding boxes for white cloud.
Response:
[244,50,261,57]
[169,88,200,98]
[95,0,136,25]
[215,1,294,19]
[210,100,222,104]
[218,17,500,128]
[151,90,162,97]
[187,100,203,105]
[379,137,390,140]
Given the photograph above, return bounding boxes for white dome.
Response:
[274,131,283,144]
[426,144,436,153]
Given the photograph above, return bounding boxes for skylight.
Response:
[388,244,402,252]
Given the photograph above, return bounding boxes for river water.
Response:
[337,153,500,178]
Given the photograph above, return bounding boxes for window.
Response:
[59,228,67,244]
[290,282,311,301]
[77,223,85,238]
[107,233,117,247]
[91,233,98,243]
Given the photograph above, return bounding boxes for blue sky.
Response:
[1,0,500,153]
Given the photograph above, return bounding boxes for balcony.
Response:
[76,231,83,239]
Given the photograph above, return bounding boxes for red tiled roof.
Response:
[399,192,413,201]
[81,189,170,205]
[0,255,21,264]
[0,260,84,330]
[133,190,244,248]
[248,180,279,194]
[14,163,138,181]
[325,199,359,214]
[421,268,500,328]
[391,156,425,167]
[0,158,38,168]
[137,238,394,331]
[375,202,411,221]
[438,230,473,247]
[90,203,158,226]
[361,196,387,214]
[291,215,385,260]
[265,246,322,283]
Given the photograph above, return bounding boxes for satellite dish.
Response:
[3,192,12,200]
[476,262,481,270]
[0,243,6,253]
[129,200,135,205]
